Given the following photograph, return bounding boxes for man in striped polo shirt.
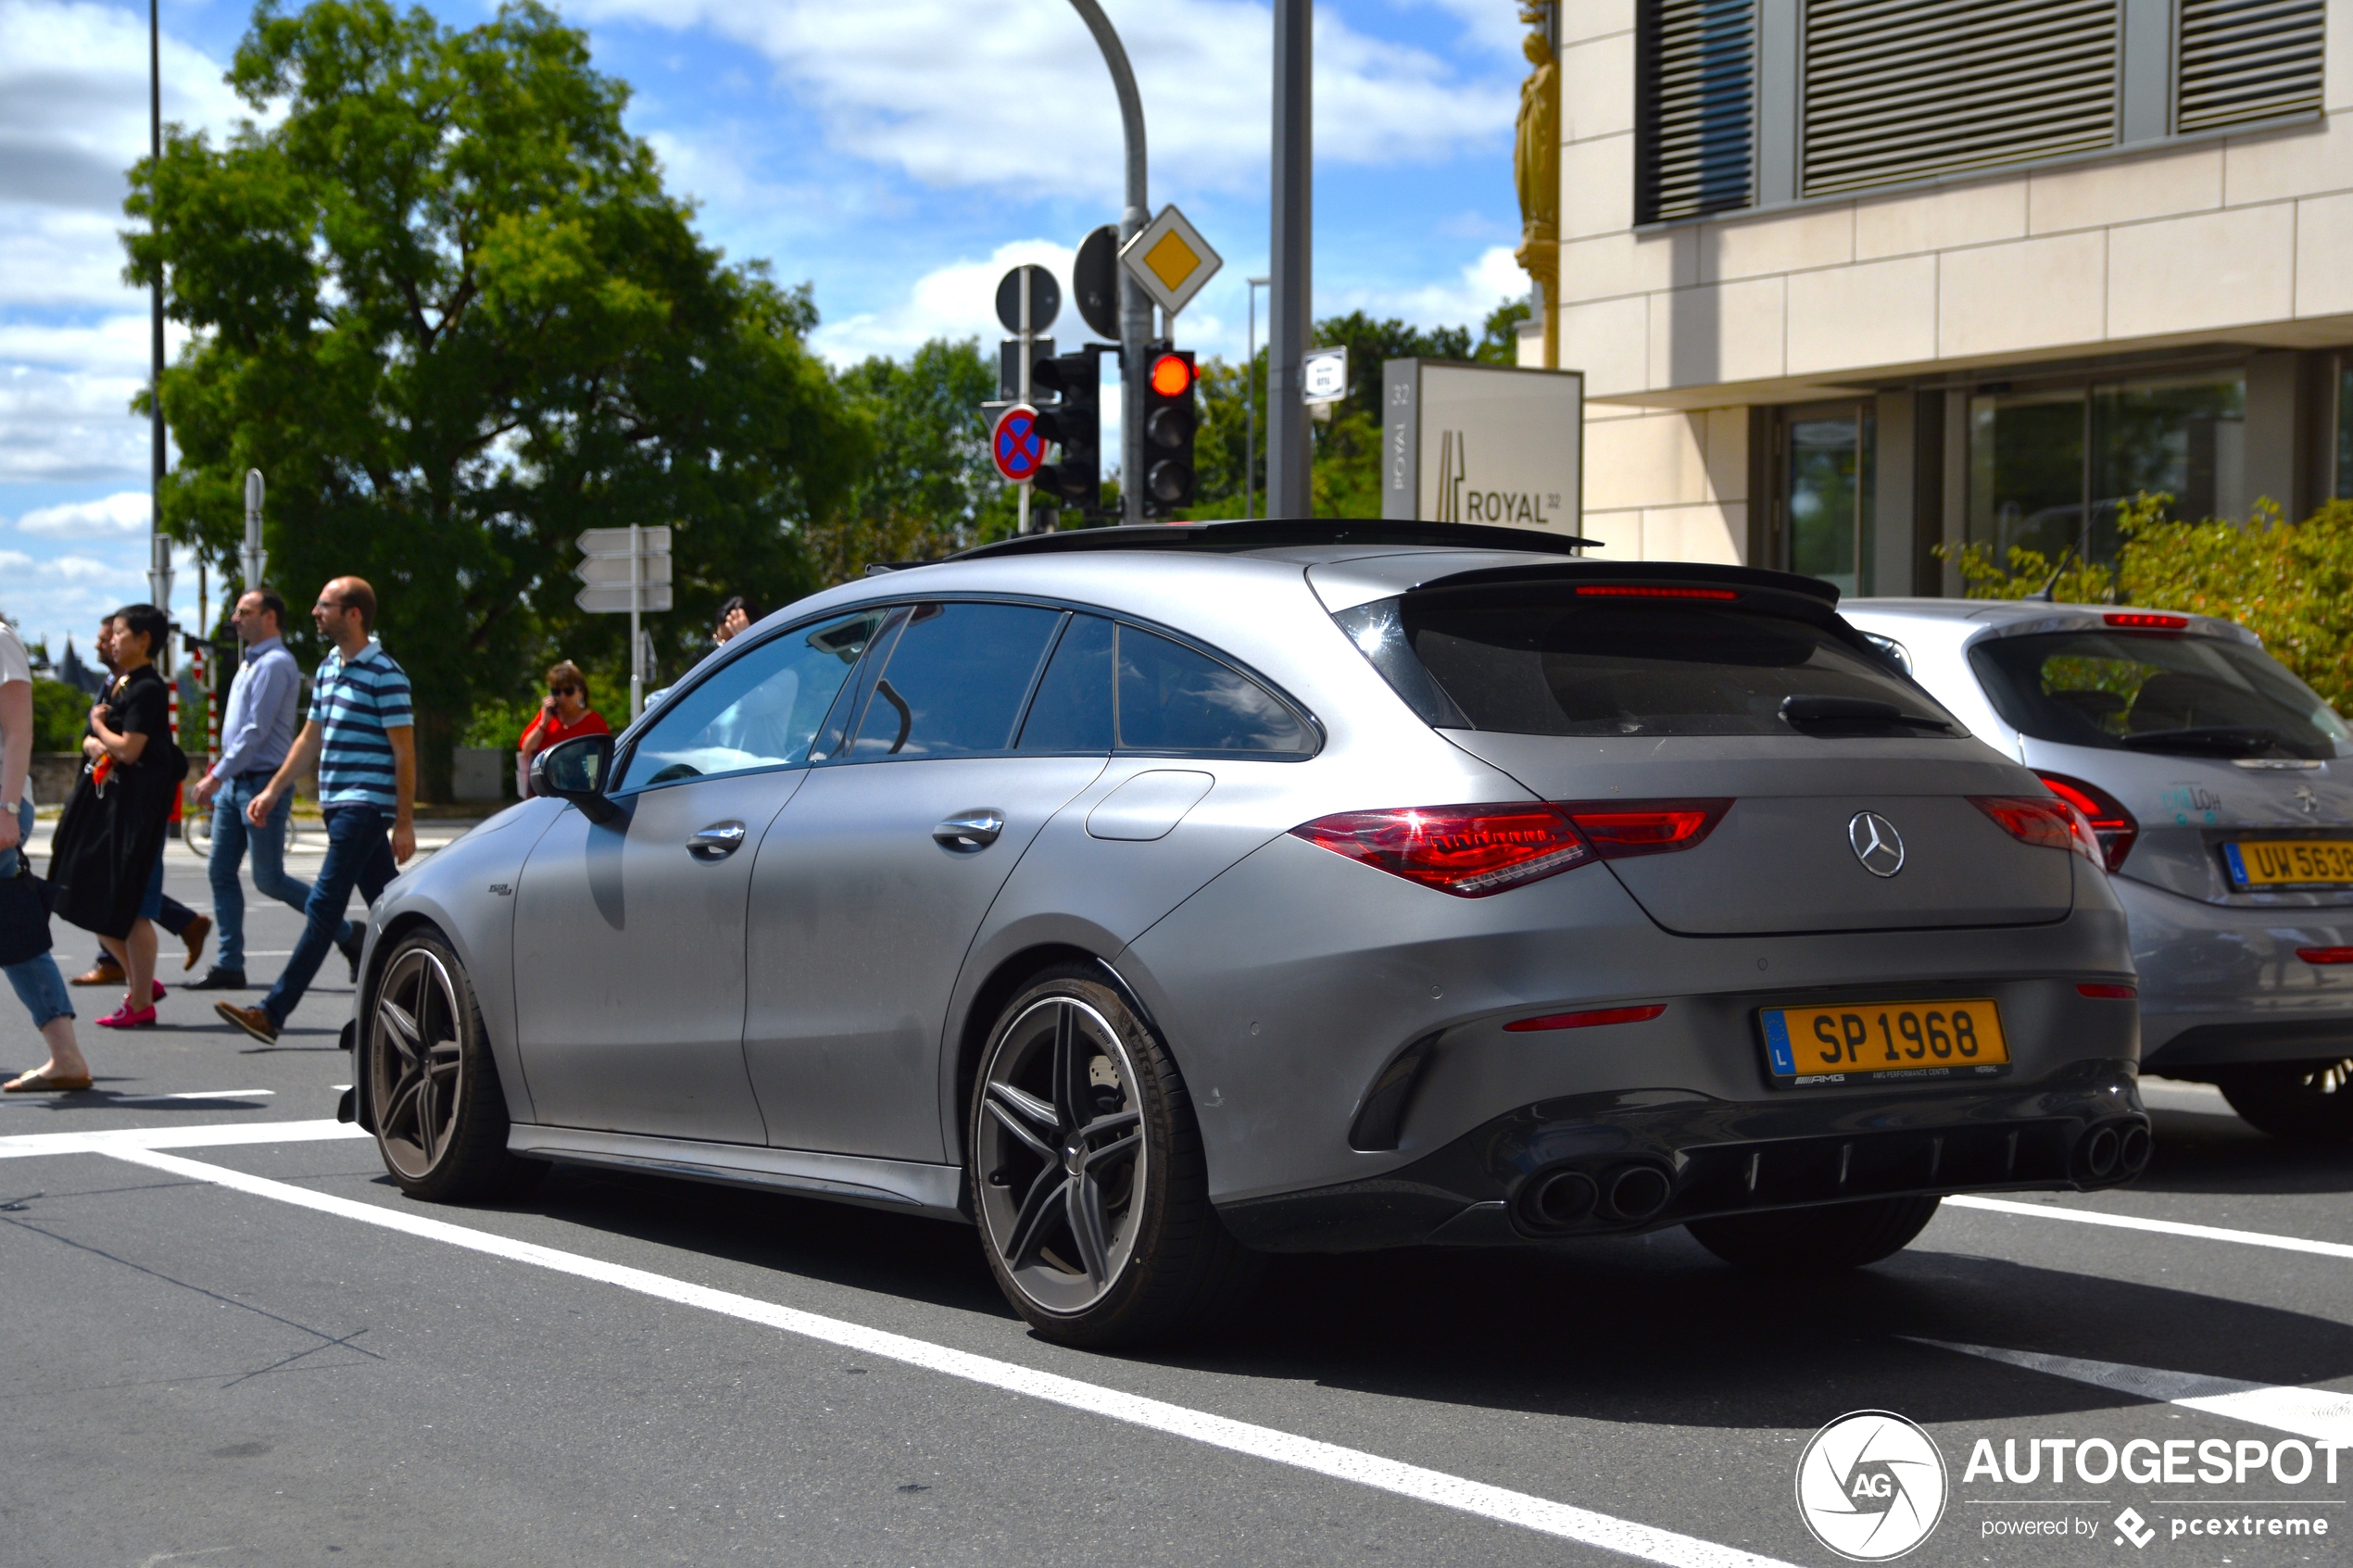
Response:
[217,577,415,1044]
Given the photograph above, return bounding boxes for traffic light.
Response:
[1140,344,1196,517]
[1033,345,1106,518]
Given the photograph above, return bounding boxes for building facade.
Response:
[1523,0,2349,596]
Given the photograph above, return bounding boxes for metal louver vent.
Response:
[1637,0,1756,223]
[1803,0,2118,197]
[2177,0,2325,132]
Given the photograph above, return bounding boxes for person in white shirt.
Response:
[0,621,89,1092]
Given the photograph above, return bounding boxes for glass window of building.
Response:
[1783,404,1873,598]
[1967,370,2246,571]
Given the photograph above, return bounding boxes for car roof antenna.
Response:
[2027,543,2078,603]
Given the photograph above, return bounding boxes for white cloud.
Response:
[0,548,31,573]
[575,0,1511,201]
[14,489,149,534]
[1331,243,1528,329]
[810,237,1076,367]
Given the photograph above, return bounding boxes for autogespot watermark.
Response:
[1797,1411,2344,1557]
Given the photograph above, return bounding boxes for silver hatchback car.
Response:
[1844,598,2353,1139]
[346,521,2144,1345]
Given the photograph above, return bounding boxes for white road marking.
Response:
[1945,1195,2353,1261]
[163,1089,274,1100]
[83,1140,1794,1568]
[0,1118,367,1160]
[1916,1340,2353,1447]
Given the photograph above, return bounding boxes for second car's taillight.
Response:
[1291,799,1733,897]
[1971,795,2099,865]
[2034,771,2138,872]
[1291,804,1591,897]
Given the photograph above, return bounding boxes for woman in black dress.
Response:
[48,604,186,1028]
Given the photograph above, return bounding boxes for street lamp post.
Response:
[1266,0,1312,520]
[1064,0,1151,527]
[1245,275,1268,520]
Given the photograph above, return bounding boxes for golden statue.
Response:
[1512,2,1560,369]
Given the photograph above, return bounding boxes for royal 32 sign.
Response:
[1379,359,1584,537]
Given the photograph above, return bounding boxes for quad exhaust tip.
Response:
[1521,1161,1675,1232]
[2078,1116,2153,1183]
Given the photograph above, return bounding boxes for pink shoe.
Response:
[150,979,166,1002]
[96,1003,157,1029]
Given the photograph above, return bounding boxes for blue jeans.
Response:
[208,776,352,973]
[262,805,395,1029]
[3,798,71,1029]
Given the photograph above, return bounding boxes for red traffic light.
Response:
[1149,353,1194,397]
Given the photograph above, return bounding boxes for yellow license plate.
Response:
[2223,840,2353,888]
[1760,998,2011,1086]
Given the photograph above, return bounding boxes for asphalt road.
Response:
[5,838,2353,1566]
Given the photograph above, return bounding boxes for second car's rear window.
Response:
[1337,590,1956,738]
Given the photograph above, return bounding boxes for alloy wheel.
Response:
[371,946,466,1181]
[975,996,1147,1314]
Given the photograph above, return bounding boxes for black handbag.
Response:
[0,855,54,968]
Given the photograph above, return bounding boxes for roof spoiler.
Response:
[940,517,1602,564]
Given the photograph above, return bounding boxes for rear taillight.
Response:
[1574,584,1737,602]
[1972,795,2099,864]
[1560,799,1730,858]
[1291,804,1591,897]
[2299,947,2353,965]
[2106,611,2189,631]
[2035,771,2138,872]
[2077,982,2138,999]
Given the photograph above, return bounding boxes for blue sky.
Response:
[0,0,1530,660]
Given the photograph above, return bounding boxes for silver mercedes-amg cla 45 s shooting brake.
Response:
[344,520,2146,1346]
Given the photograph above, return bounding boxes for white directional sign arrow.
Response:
[574,554,673,587]
[575,583,673,614]
[577,525,671,556]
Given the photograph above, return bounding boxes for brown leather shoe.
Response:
[182,913,213,972]
[214,1001,279,1045]
[70,957,124,986]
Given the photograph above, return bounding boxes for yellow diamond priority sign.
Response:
[1119,205,1222,318]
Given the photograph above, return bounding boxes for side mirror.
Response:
[532,734,621,824]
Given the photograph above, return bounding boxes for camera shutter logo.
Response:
[1794,1410,1947,1561]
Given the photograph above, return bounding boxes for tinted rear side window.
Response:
[1969,631,2352,759]
[1117,626,1314,754]
[845,602,1062,759]
[1340,591,1954,738]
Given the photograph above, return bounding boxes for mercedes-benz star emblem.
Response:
[1849,811,1906,878]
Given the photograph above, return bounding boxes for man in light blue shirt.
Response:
[187,588,357,990]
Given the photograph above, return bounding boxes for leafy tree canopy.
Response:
[124,0,867,794]
[816,338,1020,582]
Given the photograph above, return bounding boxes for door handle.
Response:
[933,809,1005,853]
[687,821,747,859]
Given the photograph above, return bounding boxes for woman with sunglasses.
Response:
[517,661,609,796]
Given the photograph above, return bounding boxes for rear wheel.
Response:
[1686,1196,1941,1272]
[2213,1059,2353,1143]
[969,967,1260,1348]
[367,930,545,1202]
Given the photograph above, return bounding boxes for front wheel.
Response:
[969,967,1260,1348]
[366,930,545,1202]
[2213,1059,2353,1142]
[1686,1195,1941,1272]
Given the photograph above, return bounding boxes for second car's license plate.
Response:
[1760,998,2010,1086]
[2222,839,2353,888]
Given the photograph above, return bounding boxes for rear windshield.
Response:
[1335,591,1958,738]
[1969,630,2353,760]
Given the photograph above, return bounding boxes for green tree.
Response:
[30,680,89,754]
[124,0,867,796]
[1475,298,1531,364]
[814,338,1020,582]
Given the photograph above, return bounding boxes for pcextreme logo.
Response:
[1795,1411,1949,1561]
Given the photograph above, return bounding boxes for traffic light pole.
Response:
[1065,0,1150,526]
[1267,0,1313,521]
